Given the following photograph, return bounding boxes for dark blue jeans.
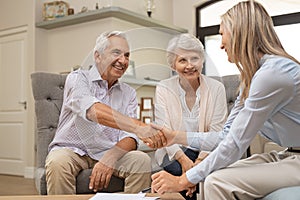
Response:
[161,147,199,200]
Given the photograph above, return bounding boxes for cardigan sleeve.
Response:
[154,81,183,162]
[208,80,228,132]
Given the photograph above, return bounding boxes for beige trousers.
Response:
[200,150,300,200]
[45,148,151,195]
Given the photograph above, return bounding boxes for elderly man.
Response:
[45,31,163,194]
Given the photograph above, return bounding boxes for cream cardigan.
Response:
[154,75,228,165]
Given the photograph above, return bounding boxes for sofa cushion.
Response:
[260,186,300,200]
[76,169,124,194]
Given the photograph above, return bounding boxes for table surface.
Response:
[0,193,185,200]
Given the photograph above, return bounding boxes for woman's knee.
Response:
[204,170,229,194]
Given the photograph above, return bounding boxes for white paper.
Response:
[89,193,159,200]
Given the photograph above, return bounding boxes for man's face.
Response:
[219,22,233,63]
[96,36,130,81]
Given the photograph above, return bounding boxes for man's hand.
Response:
[89,160,115,192]
[134,124,166,149]
[151,171,195,195]
[89,137,136,192]
[148,123,187,148]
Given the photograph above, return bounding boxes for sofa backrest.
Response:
[31,72,240,169]
[210,74,240,112]
[31,72,67,168]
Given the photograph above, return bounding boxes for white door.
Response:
[0,27,28,176]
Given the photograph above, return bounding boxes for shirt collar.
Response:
[89,64,103,82]
[89,64,121,88]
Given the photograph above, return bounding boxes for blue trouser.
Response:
[161,147,199,200]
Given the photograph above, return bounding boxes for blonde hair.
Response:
[221,0,300,101]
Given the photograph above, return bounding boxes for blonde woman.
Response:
[151,1,300,199]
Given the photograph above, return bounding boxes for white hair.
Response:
[93,31,128,57]
[166,33,205,67]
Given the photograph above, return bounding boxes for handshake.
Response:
[133,123,185,149]
[88,103,186,149]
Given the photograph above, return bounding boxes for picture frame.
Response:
[136,104,141,120]
[143,116,151,124]
[124,60,136,78]
[43,1,69,21]
[140,109,154,122]
[141,97,153,111]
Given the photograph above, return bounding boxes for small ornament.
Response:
[145,0,155,18]
[68,8,74,15]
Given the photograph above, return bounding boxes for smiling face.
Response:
[173,48,202,81]
[219,22,233,63]
[95,35,130,84]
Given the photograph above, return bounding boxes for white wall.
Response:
[172,0,206,35]
[0,0,204,178]
[35,0,181,73]
[0,0,36,177]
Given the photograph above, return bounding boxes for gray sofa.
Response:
[31,72,299,198]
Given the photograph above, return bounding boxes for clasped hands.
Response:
[135,123,176,149]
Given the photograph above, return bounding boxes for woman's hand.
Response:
[177,154,194,173]
[194,151,209,166]
[151,171,195,195]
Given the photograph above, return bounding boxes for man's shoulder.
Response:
[119,81,136,93]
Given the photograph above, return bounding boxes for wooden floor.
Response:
[0,175,38,196]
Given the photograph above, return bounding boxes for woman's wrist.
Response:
[179,173,194,190]
[173,130,188,146]
[175,150,185,161]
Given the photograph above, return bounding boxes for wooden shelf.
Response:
[36,6,188,33]
[120,77,158,86]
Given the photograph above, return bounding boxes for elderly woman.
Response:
[154,33,228,200]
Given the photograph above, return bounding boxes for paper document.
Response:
[89,193,160,200]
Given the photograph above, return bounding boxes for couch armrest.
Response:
[250,134,285,155]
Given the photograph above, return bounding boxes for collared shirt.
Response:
[185,54,300,184]
[49,65,139,160]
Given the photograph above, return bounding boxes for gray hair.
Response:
[166,33,205,67]
[93,31,128,56]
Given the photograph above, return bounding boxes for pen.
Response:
[140,186,151,193]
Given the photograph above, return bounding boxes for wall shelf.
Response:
[36,6,188,33]
[120,77,158,86]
